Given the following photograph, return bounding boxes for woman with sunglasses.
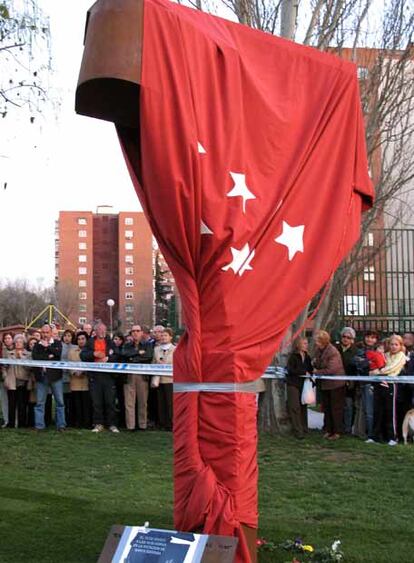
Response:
[336,327,358,434]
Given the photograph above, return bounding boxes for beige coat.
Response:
[151,344,175,386]
[2,349,32,391]
[381,351,406,376]
[67,346,89,391]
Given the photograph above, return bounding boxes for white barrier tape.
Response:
[1,359,413,384]
[0,358,171,375]
[0,359,284,378]
[174,375,414,392]
[306,374,414,383]
[173,381,260,393]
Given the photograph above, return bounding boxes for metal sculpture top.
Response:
[76,0,143,128]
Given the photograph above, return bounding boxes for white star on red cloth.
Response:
[200,220,213,235]
[227,172,256,214]
[198,142,207,154]
[275,221,305,261]
[222,243,255,276]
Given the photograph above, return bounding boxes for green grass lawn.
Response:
[0,429,413,562]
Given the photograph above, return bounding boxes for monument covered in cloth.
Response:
[76,1,374,561]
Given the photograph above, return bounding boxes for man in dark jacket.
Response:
[32,323,65,431]
[80,321,119,433]
[122,324,154,431]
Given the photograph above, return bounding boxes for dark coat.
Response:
[80,336,117,363]
[336,344,358,375]
[121,340,154,364]
[286,351,313,388]
[80,336,119,381]
[32,339,63,383]
[314,343,346,390]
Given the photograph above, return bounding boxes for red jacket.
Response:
[366,350,386,371]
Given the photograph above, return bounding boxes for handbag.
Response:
[301,378,316,406]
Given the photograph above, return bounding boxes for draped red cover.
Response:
[118,1,373,560]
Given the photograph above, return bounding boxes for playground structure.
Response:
[26,304,77,331]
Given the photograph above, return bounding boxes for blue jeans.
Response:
[362,384,374,439]
[35,379,66,430]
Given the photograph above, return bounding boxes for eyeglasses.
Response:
[342,335,353,339]
[131,329,142,332]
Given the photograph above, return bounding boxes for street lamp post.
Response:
[106,298,115,337]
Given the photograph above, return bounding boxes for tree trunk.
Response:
[258,325,294,433]
[256,0,302,435]
[280,0,298,39]
[258,379,291,434]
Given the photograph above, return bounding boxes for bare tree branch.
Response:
[0,0,51,118]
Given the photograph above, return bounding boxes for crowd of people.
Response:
[286,328,414,445]
[0,321,175,433]
[1,322,414,445]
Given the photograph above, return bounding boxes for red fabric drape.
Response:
[118,1,373,560]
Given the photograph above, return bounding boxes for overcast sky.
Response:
[0,0,142,287]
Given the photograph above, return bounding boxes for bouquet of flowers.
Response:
[257,537,344,562]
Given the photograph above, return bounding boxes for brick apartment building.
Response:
[338,47,414,333]
[55,207,154,330]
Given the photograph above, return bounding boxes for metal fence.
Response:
[340,229,414,334]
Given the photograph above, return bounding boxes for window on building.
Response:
[369,300,376,315]
[126,267,134,275]
[78,230,87,238]
[79,292,87,300]
[78,218,87,225]
[125,230,134,239]
[79,304,87,312]
[78,267,87,275]
[344,295,367,316]
[79,317,87,325]
[125,292,134,300]
[126,280,134,287]
[125,217,134,225]
[364,232,374,247]
[79,280,87,287]
[79,255,87,262]
[357,67,369,80]
[78,242,87,250]
[125,255,134,264]
[125,242,134,250]
[125,305,134,313]
[363,266,375,282]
